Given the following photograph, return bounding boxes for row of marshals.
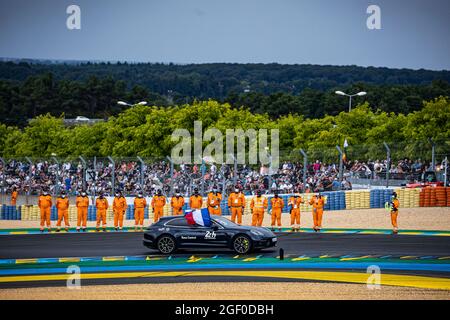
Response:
[249,190,327,232]
[249,190,287,232]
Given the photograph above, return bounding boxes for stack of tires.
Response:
[383,189,394,207]
[69,205,78,222]
[337,191,346,210]
[126,205,134,220]
[435,186,447,207]
[87,205,96,221]
[50,206,58,221]
[422,188,431,207]
[370,189,386,208]
[0,205,21,220]
[322,192,332,210]
[447,187,450,207]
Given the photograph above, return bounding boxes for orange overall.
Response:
[250,196,268,226]
[56,197,70,229]
[38,195,53,231]
[113,196,127,229]
[228,192,246,224]
[270,197,284,228]
[95,198,109,229]
[309,196,325,230]
[189,195,203,210]
[134,197,147,227]
[289,196,303,229]
[207,192,222,216]
[171,196,185,215]
[76,196,89,230]
[11,191,18,206]
[151,195,166,222]
[391,198,400,230]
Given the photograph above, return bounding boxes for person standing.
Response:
[113,191,127,231]
[390,192,400,234]
[11,187,18,206]
[270,191,284,232]
[151,189,166,222]
[95,193,109,232]
[134,192,147,231]
[189,187,203,210]
[207,186,222,216]
[76,190,89,232]
[38,188,52,233]
[228,186,246,225]
[288,192,303,232]
[309,193,325,232]
[171,189,185,215]
[250,190,268,227]
[56,191,70,232]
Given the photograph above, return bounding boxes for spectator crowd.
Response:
[0,156,442,199]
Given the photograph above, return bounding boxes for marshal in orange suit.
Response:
[151,189,166,222]
[134,193,147,231]
[309,194,326,232]
[38,190,52,232]
[113,191,127,231]
[171,190,185,215]
[270,192,284,231]
[56,191,70,232]
[228,187,246,224]
[76,191,89,232]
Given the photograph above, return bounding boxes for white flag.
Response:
[343,139,349,148]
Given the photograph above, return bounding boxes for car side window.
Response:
[166,218,191,227]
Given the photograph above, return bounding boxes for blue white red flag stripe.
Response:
[184,208,211,227]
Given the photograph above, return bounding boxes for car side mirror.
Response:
[212,225,219,231]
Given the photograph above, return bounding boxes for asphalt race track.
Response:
[1,232,449,289]
[0,232,449,259]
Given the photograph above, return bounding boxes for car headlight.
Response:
[250,229,264,237]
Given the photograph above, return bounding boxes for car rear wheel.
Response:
[232,235,252,254]
[157,235,177,254]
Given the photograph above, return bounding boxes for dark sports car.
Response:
[143,216,277,254]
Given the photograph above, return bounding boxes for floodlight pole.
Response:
[336,146,344,182]
[107,156,115,195]
[79,156,87,190]
[52,157,60,196]
[300,149,308,190]
[137,156,145,192]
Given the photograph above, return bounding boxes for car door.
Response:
[190,222,228,247]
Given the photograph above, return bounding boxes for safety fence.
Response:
[1,187,450,221]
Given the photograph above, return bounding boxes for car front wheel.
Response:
[232,235,252,254]
[157,235,177,254]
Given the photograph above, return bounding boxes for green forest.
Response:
[0,97,448,162]
[0,61,450,126]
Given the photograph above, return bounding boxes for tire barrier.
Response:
[435,186,447,207]
[0,205,21,220]
[345,190,370,209]
[447,187,450,207]
[394,188,421,208]
[369,189,395,208]
[419,186,450,207]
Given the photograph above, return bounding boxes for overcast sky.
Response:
[0,0,449,70]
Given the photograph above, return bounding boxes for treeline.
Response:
[2,61,450,95]
[1,70,449,126]
[0,98,448,162]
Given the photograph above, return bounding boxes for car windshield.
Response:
[212,216,239,228]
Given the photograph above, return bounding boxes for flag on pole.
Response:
[343,139,349,163]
